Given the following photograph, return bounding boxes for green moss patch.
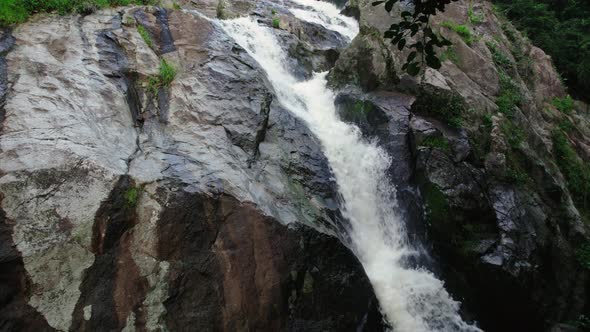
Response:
[124,186,140,208]
[552,95,574,115]
[1,0,159,27]
[420,136,450,152]
[412,89,465,128]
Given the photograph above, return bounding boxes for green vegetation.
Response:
[482,114,493,129]
[420,136,450,152]
[372,0,455,75]
[571,315,590,330]
[552,130,590,214]
[124,186,140,207]
[486,41,512,72]
[440,46,459,64]
[351,100,373,115]
[271,8,276,15]
[412,90,465,128]
[552,95,574,114]
[493,0,590,100]
[148,59,177,94]
[576,242,590,270]
[1,0,159,26]
[558,118,575,133]
[137,24,153,49]
[441,20,475,45]
[496,71,522,116]
[467,3,484,24]
[272,17,280,29]
[216,0,226,19]
[501,119,524,149]
[505,167,529,186]
[172,2,181,10]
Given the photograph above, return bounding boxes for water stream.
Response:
[220,2,482,331]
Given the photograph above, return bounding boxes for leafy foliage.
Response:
[1,0,158,26]
[372,0,457,75]
[552,130,590,214]
[412,90,465,128]
[494,0,590,100]
[496,71,522,116]
[552,95,574,114]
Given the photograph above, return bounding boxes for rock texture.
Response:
[1,0,590,331]
[331,0,590,331]
[0,4,381,332]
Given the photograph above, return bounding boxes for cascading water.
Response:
[219,2,482,331]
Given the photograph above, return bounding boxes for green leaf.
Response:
[385,0,398,12]
[391,34,403,45]
[407,62,420,76]
[371,0,385,6]
[398,38,406,50]
[401,11,412,18]
[384,30,395,38]
[426,54,442,69]
[407,51,417,62]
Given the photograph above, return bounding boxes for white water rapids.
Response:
[219,1,482,331]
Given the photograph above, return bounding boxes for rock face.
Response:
[330,0,590,331]
[1,0,590,331]
[0,4,382,332]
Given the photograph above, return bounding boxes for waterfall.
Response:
[220,2,482,331]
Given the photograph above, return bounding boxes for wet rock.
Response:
[328,26,397,92]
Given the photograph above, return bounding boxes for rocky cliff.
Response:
[331,0,590,331]
[0,0,588,331]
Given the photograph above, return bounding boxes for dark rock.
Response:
[154,184,383,331]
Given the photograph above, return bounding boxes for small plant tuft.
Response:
[420,136,450,151]
[552,130,590,214]
[124,186,140,208]
[552,95,574,115]
[159,59,176,86]
[272,17,280,29]
[441,20,474,45]
[412,90,465,129]
[147,59,177,94]
[137,24,154,49]
[486,41,512,71]
[467,3,484,24]
[496,71,522,116]
[440,46,459,64]
[216,0,226,19]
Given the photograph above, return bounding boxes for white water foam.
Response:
[220,3,482,331]
[289,0,358,41]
